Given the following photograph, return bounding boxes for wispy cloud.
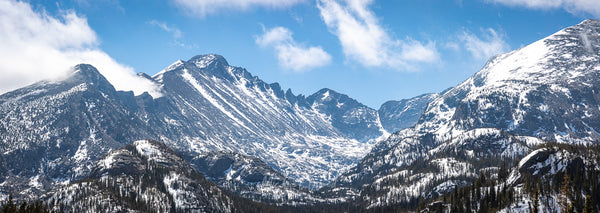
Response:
[487,0,600,17]
[149,20,183,39]
[0,0,161,97]
[173,0,306,17]
[459,28,510,60]
[148,19,193,47]
[317,0,439,70]
[256,26,331,72]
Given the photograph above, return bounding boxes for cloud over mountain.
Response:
[0,0,162,97]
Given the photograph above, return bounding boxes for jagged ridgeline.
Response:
[0,52,430,201]
[2,19,600,212]
[0,49,432,206]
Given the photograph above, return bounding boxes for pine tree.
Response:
[559,171,571,213]
[532,188,539,213]
[567,202,575,213]
[498,162,509,181]
[583,195,593,213]
[2,195,17,213]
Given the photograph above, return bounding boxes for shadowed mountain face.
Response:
[307,88,388,142]
[378,93,439,133]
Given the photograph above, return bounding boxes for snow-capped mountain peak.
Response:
[189,54,229,69]
[418,18,600,143]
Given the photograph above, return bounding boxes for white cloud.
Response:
[488,0,600,17]
[149,20,183,39]
[459,28,510,60]
[0,0,161,97]
[256,26,332,72]
[317,0,439,70]
[173,0,306,17]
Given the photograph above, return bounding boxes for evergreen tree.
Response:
[1,197,51,213]
[583,195,593,213]
[498,162,509,181]
[559,171,571,213]
[567,202,575,213]
[2,195,17,213]
[532,189,539,213]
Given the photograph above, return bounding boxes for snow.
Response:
[518,148,548,168]
[29,175,42,189]
[163,172,185,208]
[224,164,235,181]
[134,140,163,158]
[72,140,88,162]
[100,154,116,169]
[321,90,330,100]
[193,54,216,68]
[181,68,253,132]
[432,158,472,176]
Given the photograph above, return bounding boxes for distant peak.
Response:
[308,88,360,105]
[72,64,101,75]
[188,54,229,68]
[316,88,337,95]
[314,88,347,100]
[69,63,116,93]
[71,64,106,83]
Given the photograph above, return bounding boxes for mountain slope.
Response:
[324,19,600,207]
[418,19,600,144]
[0,64,154,198]
[418,144,600,213]
[146,54,381,188]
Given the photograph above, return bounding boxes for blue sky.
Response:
[1,0,597,108]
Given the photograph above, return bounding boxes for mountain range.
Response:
[0,52,430,201]
[1,19,600,212]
